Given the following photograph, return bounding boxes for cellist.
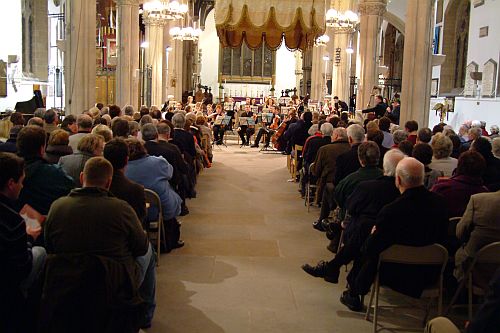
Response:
[251,105,280,148]
[271,108,298,151]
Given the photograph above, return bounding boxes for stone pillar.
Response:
[162,21,172,103]
[330,33,351,100]
[310,46,325,100]
[143,14,166,107]
[356,0,386,109]
[115,0,140,109]
[64,0,96,115]
[400,0,434,127]
[171,38,184,101]
[302,49,312,97]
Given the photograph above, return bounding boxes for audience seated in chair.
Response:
[59,134,105,187]
[412,143,443,189]
[313,124,365,230]
[124,138,184,251]
[339,157,448,312]
[0,152,46,332]
[470,137,500,191]
[68,114,93,152]
[431,151,489,218]
[16,126,74,215]
[43,157,156,330]
[429,133,458,177]
[454,190,500,282]
[44,129,73,164]
[103,138,146,224]
[303,149,405,283]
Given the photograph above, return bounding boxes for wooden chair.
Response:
[144,189,166,266]
[446,241,500,320]
[305,163,317,212]
[290,145,303,180]
[365,244,449,332]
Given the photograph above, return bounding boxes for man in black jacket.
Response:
[0,152,46,332]
[104,139,146,223]
[340,157,448,312]
[142,123,190,215]
[171,113,196,159]
[361,95,387,119]
[333,96,349,113]
[303,149,405,283]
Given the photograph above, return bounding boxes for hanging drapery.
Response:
[215,0,325,51]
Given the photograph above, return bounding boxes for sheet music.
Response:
[214,115,224,125]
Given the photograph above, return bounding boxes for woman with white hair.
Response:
[429,133,458,177]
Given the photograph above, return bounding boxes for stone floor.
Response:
[148,142,433,333]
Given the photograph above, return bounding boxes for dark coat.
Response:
[144,140,187,187]
[44,144,73,164]
[344,176,401,244]
[354,186,448,298]
[172,128,196,159]
[17,156,75,215]
[334,144,361,185]
[109,171,146,224]
[0,195,32,287]
[0,138,17,153]
[39,253,143,333]
[362,102,388,119]
[303,136,331,165]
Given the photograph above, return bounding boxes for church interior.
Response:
[0,0,499,332]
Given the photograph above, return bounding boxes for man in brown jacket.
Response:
[455,190,500,281]
[312,127,350,196]
[45,157,156,328]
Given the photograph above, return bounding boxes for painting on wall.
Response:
[0,60,6,97]
[431,78,439,97]
[105,37,117,67]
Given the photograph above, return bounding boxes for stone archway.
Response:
[440,0,470,95]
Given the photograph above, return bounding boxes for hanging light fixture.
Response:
[325,8,359,34]
[143,0,188,21]
[315,34,330,47]
[169,11,202,41]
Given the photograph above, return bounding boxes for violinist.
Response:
[209,104,225,145]
[251,105,280,148]
[333,96,349,114]
[237,105,255,146]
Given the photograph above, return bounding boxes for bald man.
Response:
[340,157,449,312]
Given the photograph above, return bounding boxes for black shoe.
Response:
[172,240,185,249]
[250,144,259,148]
[327,239,340,253]
[340,290,363,312]
[313,220,327,232]
[302,261,327,278]
[180,206,189,216]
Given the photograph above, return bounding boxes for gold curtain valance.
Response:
[215,0,326,51]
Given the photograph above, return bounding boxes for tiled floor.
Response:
[148,143,427,333]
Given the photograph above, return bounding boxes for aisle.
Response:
[149,145,373,333]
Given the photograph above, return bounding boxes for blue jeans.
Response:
[136,243,156,326]
[20,246,46,296]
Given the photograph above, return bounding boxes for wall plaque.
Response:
[479,26,489,38]
[0,60,6,97]
[464,62,478,97]
[473,0,485,8]
[482,59,497,97]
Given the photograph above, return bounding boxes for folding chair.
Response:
[305,163,317,212]
[144,189,166,266]
[365,244,449,332]
[290,145,303,180]
[446,241,500,320]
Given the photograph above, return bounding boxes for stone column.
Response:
[64,0,96,115]
[330,33,351,100]
[301,49,312,97]
[400,0,434,127]
[162,21,173,102]
[356,0,386,110]
[171,38,184,101]
[115,0,140,109]
[310,46,325,100]
[143,14,166,107]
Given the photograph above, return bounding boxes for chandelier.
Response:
[315,34,330,47]
[142,0,188,21]
[170,26,202,41]
[325,9,359,34]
